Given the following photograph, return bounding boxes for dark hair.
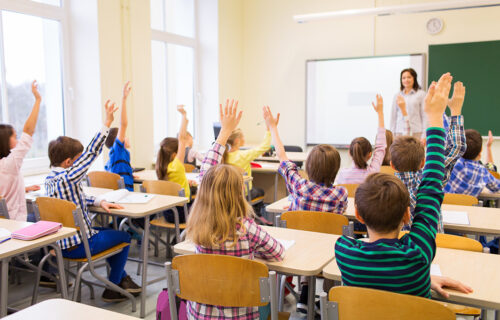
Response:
[382,130,393,166]
[0,124,14,159]
[48,136,84,167]
[355,173,410,233]
[400,68,421,91]
[349,137,372,169]
[305,144,341,185]
[463,129,482,160]
[105,127,119,149]
[156,137,178,180]
[390,136,425,172]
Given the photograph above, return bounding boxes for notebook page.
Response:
[277,239,295,251]
[431,264,442,276]
[442,210,470,225]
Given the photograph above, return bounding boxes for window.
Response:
[0,1,68,171]
[150,0,197,147]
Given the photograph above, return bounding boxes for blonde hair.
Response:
[186,164,253,247]
[222,129,243,163]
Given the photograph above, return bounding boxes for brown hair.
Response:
[355,173,410,233]
[382,130,393,166]
[48,136,84,167]
[305,144,341,185]
[222,129,243,163]
[390,136,425,172]
[349,137,372,169]
[400,68,421,91]
[463,129,482,160]
[0,124,14,159]
[156,137,178,180]
[186,164,253,247]
[105,127,119,149]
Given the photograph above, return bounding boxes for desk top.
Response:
[174,225,339,276]
[478,191,500,200]
[256,152,308,163]
[0,220,76,260]
[3,299,138,319]
[84,187,188,217]
[134,169,252,184]
[267,197,500,236]
[252,162,280,173]
[322,247,500,310]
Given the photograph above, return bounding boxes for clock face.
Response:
[427,18,443,35]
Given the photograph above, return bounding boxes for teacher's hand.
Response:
[396,95,408,116]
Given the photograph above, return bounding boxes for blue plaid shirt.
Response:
[396,115,466,232]
[444,158,500,197]
[45,127,109,250]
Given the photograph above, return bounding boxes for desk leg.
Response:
[140,215,150,318]
[1,258,9,317]
[306,276,316,320]
[51,244,68,299]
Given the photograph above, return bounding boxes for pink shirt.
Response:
[335,127,387,185]
[0,133,33,221]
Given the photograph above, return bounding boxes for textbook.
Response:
[102,189,155,204]
[11,221,62,241]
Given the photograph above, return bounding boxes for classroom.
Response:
[1,0,500,319]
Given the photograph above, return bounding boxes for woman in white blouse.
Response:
[390,68,426,139]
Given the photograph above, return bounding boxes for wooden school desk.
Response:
[3,298,138,320]
[267,197,500,236]
[133,169,253,184]
[83,186,188,318]
[252,162,287,203]
[174,226,339,320]
[0,220,76,317]
[479,191,500,208]
[256,152,308,163]
[322,247,500,311]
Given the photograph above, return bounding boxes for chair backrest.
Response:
[142,180,183,197]
[321,286,455,320]
[183,163,196,173]
[443,193,478,206]
[380,165,396,175]
[87,171,123,190]
[399,231,482,252]
[0,196,9,219]
[337,184,359,198]
[35,197,78,228]
[284,145,303,153]
[489,170,500,180]
[281,211,348,235]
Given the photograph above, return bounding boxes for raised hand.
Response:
[104,100,119,128]
[424,73,453,127]
[487,130,494,147]
[216,99,243,146]
[448,81,465,116]
[396,95,407,115]
[262,106,280,130]
[372,94,384,114]
[122,81,132,100]
[177,104,187,116]
[31,80,41,101]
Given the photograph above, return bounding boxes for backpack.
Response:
[157,289,187,320]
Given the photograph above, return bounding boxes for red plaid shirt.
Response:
[279,161,348,214]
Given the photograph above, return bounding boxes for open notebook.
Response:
[277,239,295,251]
[442,210,470,225]
[102,189,155,204]
[0,228,11,244]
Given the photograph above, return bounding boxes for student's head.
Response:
[400,68,421,91]
[186,163,253,247]
[105,127,130,149]
[156,137,178,180]
[349,137,372,169]
[463,129,482,160]
[222,129,244,163]
[355,173,411,234]
[382,130,393,166]
[389,136,425,172]
[0,124,16,159]
[48,136,84,168]
[305,144,341,185]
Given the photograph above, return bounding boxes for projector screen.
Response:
[306,54,425,146]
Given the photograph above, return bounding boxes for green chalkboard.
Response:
[429,40,500,136]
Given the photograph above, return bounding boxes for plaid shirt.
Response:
[45,127,109,250]
[444,158,500,197]
[191,143,285,320]
[279,161,348,214]
[396,115,466,232]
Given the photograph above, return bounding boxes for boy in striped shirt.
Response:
[335,73,471,298]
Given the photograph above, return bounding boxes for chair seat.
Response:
[65,242,130,262]
[268,312,290,320]
[151,217,186,229]
[250,196,265,205]
[440,302,481,316]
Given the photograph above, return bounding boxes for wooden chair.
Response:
[141,180,188,256]
[165,255,287,320]
[33,197,135,311]
[298,170,308,179]
[0,196,9,219]
[183,163,196,173]
[337,184,359,198]
[489,170,500,180]
[87,171,124,190]
[320,286,455,320]
[443,193,478,206]
[380,165,396,175]
[279,211,349,236]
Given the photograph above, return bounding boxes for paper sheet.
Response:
[0,228,11,243]
[430,264,442,276]
[277,239,295,251]
[103,189,155,204]
[442,210,470,225]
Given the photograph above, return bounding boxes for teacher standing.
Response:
[390,68,426,139]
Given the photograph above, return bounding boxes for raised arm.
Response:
[487,130,494,164]
[117,81,131,143]
[367,94,387,172]
[23,80,42,136]
[262,106,288,162]
[176,105,189,163]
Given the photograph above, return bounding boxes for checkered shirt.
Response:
[444,158,500,197]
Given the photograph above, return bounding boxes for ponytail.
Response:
[222,129,243,164]
[349,137,372,169]
[156,137,179,180]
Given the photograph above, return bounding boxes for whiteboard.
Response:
[306,54,426,146]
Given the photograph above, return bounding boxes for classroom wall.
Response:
[219,0,500,167]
